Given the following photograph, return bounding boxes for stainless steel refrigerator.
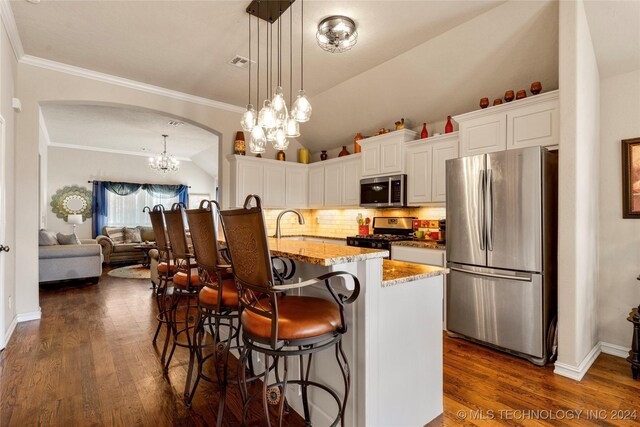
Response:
[445,146,558,365]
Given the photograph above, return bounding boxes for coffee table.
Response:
[134,244,157,268]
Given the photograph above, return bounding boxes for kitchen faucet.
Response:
[274,209,305,239]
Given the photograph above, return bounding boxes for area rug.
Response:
[107,264,151,280]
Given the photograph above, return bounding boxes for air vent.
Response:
[228,55,253,69]
[168,120,184,127]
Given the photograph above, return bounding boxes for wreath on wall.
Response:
[50,185,93,221]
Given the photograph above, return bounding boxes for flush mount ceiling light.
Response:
[316,15,357,53]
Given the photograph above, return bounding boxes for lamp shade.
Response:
[67,214,83,225]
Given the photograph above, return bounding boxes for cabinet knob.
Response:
[0,245,10,253]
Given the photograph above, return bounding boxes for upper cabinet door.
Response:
[379,139,403,175]
[507,99,559,149]
[361,143,380,177]
[431,138,459,203]
[405,144,432,205]
[286,167,308,208]
[237,161,264,206]
[324,163,343,207]
[342,159,361,207]
[263,164,286,208]
[459,115,507,157]
[308,167,325,208]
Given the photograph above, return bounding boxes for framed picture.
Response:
[622,137,640,218]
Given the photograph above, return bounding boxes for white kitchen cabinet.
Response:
[308,166,324,208]
[285,165,308,208]
[229,156,264,208]
[342,158,361,206]
[405,133,459,205]
[359,129,417,177]
[263,164,286,208]
[431,135,459,202]
[323,163,343,207]
[454,90,558,157]
[405,144,433,205]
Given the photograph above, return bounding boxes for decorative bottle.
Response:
[445,116,453,134]
[354,133,363,153]
[276,150,286,161]
[339,146,350,157]
[421,123,428,139]
[320,150,328,161]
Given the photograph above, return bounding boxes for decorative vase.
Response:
[234,131,246,155]
[354,133,363,153]
[504,90,515,102]
[339,146,350,157]
[479,98,489,109]
[298,148,310,164]
[493,98,503,106]
[421,123,428,139]
[256,153,262,158]
[516,89,527,100]
[276,150,286,161]
[320,150,328,161]
[445,116,453,134]
[530,81,542,95]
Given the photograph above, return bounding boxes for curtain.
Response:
[144,184,188,205]
[92,181,108,238]
[103,181,142,196]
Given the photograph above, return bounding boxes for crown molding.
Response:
[20,55,246,114]
[48,141,193,162]
[0,0,25,60]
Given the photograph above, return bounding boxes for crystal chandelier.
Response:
[241,0,311,154]
[148,134,179,173]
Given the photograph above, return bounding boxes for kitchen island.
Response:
[265,237,448,427]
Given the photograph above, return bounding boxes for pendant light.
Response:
[249,2,266,153]
[240,12,256,132]
[285,2,300,138]
[291,0,312,123]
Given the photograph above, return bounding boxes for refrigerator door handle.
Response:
[487,168,494,251]
[449,267,532,282]
[478,170,485,251]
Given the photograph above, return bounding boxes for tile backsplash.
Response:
[263,207,446,238]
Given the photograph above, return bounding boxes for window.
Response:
[106,190,178,226]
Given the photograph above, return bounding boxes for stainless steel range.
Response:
[346,217,415,250]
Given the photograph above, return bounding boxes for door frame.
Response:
[0,114,6,349]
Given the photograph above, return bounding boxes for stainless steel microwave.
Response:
[360,175,407,208]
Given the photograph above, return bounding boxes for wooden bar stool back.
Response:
[220,195,361,427]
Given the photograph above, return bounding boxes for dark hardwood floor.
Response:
[1,269,639,426]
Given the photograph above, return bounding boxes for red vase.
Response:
[339,146,350,157]
[445,116,453,134]
[421,123,428,139]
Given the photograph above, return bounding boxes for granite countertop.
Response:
[382,259,448,287]
[391,240,446,250]
[267,237,387,266]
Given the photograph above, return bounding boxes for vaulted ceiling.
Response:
[11,0,565,152]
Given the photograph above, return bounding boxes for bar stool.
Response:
[183,200,242,423]
[163,203,201,376]
[147,204,175,365]
[220,195,360,427]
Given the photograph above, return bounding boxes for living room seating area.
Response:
[96,225,156,265]
[38,230,103,284]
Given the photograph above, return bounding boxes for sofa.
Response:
[39,232,103,284]
[96,226,155,264]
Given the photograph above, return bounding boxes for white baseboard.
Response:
[599,341,631,359]
[2,315,17,350]
[17,308,42,322]
[554,342,601,381]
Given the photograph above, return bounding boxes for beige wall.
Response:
[46,146,217,239]
[1,16,17,341]
[556,0,601,373]
[598,68,640,348]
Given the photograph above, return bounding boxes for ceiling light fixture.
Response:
[241,0,311,154]
[149,134,179,173]
[316,15,358,53]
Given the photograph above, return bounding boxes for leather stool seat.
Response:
[199,279,239,308]
[158,262,176,274]
[242,296,341,340]
[173,270,202,288]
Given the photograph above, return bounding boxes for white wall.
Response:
[598,68,640,348]
[46,146,217,239]
[0,15,18,344]
[555,0,601,379]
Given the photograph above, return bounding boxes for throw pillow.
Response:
[124,227,142,243]
[56,232,81,245]
[105,227,125,243]
[38,229,59,246]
